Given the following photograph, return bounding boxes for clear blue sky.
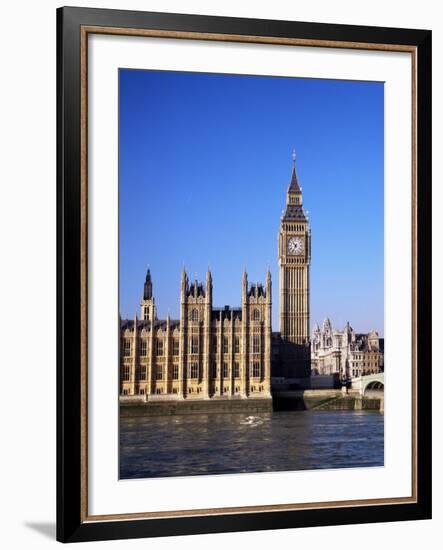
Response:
[119,69,384,335]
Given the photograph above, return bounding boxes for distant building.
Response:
[311,318,384,381]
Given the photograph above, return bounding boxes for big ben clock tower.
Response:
[278,151,311,377]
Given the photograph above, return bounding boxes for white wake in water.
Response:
[239,415,264,427]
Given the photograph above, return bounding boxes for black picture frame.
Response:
[57,6,432,543]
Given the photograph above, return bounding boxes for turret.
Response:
[323,317,332,333]
[206,267,213,302]
[140,268,156,321]
[242,269,248,302]
[180,267,188,299]
[143,268,153,300]
[368,330,380,351]
[266,268,272,300]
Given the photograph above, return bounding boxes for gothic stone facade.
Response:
[120,268,272,400]
[311,318,384,381]
[120,156,315,400]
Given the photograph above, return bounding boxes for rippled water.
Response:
[119,410,384,479]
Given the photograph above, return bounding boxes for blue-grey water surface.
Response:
[120,410,384,479]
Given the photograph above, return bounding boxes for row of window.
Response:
[213,335,261,354]
[284,223,304,231]
[123,339,178,357]
[123,335,263,357]
[144,307,264,324]
[284,257,305,264]
[353,353,380,361]
[122,385,266,397]
[351,361,379,368]
[352,369,380,377]
[187,308,263,322]
[121,362,263,381]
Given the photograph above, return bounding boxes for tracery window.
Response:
[189,362,199,379]
[234,362,240,378]
[234,336,240,353]
[252,335,260,353]
[123,340,131,357]
[223,363,229,378]
[139,340,147,356]
[251,362,261,378]
[156,339,163,356]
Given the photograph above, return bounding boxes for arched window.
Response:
[251,308,260,321]
[191,308,199,322]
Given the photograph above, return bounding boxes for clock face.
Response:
[287,236,304,256]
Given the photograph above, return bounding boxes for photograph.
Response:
[118,68,385,480]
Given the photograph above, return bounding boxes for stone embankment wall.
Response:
[120,398,273,417]
[273,390,384,412]
[120,390,384,416]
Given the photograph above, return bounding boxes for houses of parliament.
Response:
[120,154,379,400]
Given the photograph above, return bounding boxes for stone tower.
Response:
[278,152,311,377]
[140,268,156,322]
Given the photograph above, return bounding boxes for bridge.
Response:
[350,372,384,396]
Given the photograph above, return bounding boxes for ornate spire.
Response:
[143,268,153,300]
[205,266,212,302]
[288,149,301,194]
[181,266,188,294]
[206,266,212,287]
[266,268,272,300]
[282,151,306,222]
[242,268,248,298]
[194,276,198,297]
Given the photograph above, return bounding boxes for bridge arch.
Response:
[363,380,384,395]
[350,372,384,396]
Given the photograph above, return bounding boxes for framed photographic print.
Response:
[56,6,432,543]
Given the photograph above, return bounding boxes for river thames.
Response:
[120,410,384,479]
